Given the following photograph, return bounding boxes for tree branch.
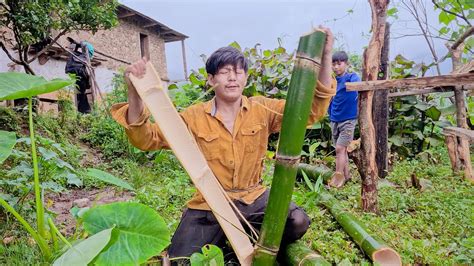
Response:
[451,26,474,50]
[391,33,451,41]
[0,41,21,64]
[26,29,68,64]
[432,0,472,27]
[0,2,10,12]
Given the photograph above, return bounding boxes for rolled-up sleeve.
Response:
[307,78,337,125]
[111,103,170,151]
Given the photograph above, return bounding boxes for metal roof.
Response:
[117,4,188,43]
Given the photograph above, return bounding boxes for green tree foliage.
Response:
[433,0,473,61]
[0,0,119,74]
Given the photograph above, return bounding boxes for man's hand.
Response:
[316,26,334,88]
[125,57,148,124]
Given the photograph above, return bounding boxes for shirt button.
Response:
[229,160,234,165]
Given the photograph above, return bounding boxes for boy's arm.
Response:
[265,26,336,132]
[111,103,170,151]
[110,57,170,151]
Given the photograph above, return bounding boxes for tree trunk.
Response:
[319,189,401,265]
[253,30,326,265]
[373,22,390,178]
[450,37,473,181]
[284,242,330,266]
[357,0,388,213]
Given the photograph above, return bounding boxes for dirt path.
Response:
[46,187,134,236]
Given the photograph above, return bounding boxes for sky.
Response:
[120,0,455,81]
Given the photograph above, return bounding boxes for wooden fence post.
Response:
[357,0,388,213]
[373,22,390,178]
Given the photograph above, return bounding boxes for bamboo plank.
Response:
[347,73,474,92]
[129,62,253,265]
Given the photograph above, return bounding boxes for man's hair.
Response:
[206,47,248,75]
[332,51,349,63]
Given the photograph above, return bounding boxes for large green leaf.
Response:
[53,227,114,266]
[0,72,73,100]
[82,202,171,266]
[425,106,442,121]
[190,245,225,266]
[86,168,134,190]
[0,130,16,164]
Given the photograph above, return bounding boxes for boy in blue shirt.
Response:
[328,51,360,188]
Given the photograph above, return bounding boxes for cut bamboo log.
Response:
[253,29,326,265]
[297,163,333,183]
[284,242,330,266]
[129,62,253,265]
[319,189,402,265]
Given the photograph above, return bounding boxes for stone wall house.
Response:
[0,4,188,112]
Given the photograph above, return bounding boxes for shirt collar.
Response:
[204,96,250,117]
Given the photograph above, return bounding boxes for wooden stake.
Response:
[373,22,390,179]
[358,0,389,213]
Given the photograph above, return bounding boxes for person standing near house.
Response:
[328,51,360,188]
[65,40,94,113]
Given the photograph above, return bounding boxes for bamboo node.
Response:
[275,154,301,167]
[299,253,322,265]
[296,53,322,70]
[254,243,279,256]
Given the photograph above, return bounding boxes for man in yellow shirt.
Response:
[111,27,336,259]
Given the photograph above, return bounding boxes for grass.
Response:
[1,107,472,264]
[293,146,474,264]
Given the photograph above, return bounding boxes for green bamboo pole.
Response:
[253,29,326,265]
[297,163,333,184]
[319,189,401,265]
[29,97,46,238]
[284,242,330,266]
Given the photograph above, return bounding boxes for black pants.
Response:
[75,72,91,113]
[168,190,310,260]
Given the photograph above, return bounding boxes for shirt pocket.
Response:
[196,133,220,160]
[241,123,266,153]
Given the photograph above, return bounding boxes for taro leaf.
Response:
[53,227,114,266]
[412,130,425,140]
[86,168,134,191]
[38,147,58,161]
[0,130,16,164]
[389,135,404,147]
[0,72,74,100]
[190,244,225,266]
[82,202,171,266]
[66,173,83,187]
[414,102,430,111]
[425,106,442,121]
[41,181,65,193]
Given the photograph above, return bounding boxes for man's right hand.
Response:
[125,57,148,124]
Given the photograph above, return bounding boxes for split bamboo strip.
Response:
[129,63,253,265]
[284,242,330,266]
[253,29,326,265]
[319,189,401,265]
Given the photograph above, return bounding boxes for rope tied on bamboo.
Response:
[275,154,301,167]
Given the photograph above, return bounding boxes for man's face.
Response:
[208,64,248,102]
[332,61,348,76]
